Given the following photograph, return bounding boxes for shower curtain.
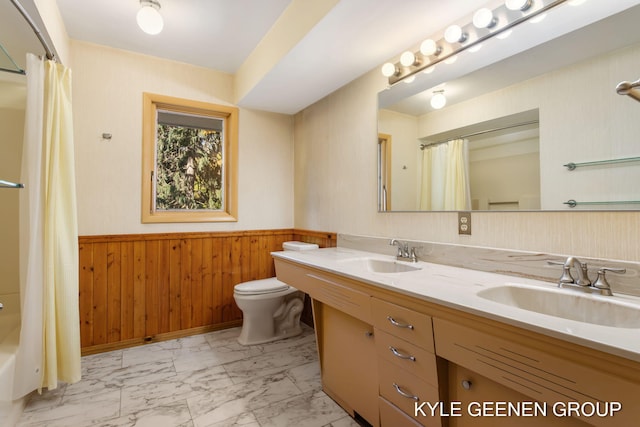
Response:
[419,138,471,211]
[15,53,80,397]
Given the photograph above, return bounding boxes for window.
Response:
[142,93,238,223]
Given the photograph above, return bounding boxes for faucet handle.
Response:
[408,246,421,262]
[547,261,574,285]
[592,267,626,296]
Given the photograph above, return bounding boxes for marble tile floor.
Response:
[17,326,360,427]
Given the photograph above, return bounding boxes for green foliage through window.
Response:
[155,124,223,210]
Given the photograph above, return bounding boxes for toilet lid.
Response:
[234,278,290,295]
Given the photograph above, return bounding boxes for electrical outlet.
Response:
[458,212,471,235]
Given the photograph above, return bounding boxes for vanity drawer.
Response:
[274,259,371,323]
[379,396,424,427]
[372,298,434,352]
[434,318,640,427]
[375,328,438,386]
[379,358,441,427]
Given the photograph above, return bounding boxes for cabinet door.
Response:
[448,364,589,427]
[316,302,379,427]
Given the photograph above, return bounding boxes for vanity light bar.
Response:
[383,0,569,86]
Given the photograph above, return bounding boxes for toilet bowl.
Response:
[234,241,319,345]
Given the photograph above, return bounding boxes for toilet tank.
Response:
[282,241,319,251]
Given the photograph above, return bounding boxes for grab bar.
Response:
[564,199,640,208]
[564,156,640,171]
[0,179,24,189]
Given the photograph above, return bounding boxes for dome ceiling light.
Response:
[137,0,164,35]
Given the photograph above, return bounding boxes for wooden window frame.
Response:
[142,93,238,223]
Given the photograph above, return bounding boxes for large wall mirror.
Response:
[378,2,640,212]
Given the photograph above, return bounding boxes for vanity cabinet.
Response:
[275,259,380,426]
[434,318,640,427]
[274,256,640,427]
[372,298,444,427]
[447,364,589,427]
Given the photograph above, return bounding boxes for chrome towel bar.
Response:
[564,199,640,208]
[0,179,24,189]
[564,156,640,171]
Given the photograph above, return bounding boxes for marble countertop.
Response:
[272,247,640,363]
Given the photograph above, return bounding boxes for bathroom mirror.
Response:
[377,3,640,212]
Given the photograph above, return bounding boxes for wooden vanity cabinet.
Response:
[434,318,640,427]
[447,364,589,427]
[274,257,640,427]
[314,302,378,426]
[372,298,444,427]
[274,259,380,427]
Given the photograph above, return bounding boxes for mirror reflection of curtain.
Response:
[420,138,471,210]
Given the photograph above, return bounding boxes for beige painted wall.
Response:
[0,108,25,294]
[293,53,640,262]
[377,109,419,210]
[71,41,294,236]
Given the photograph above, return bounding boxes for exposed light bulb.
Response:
[473,8,497,29]
[423,65,436,74]
[469,44,483,53]
[505,0,533,11]
[381,62,398,77]
[420,39,441,56]
[568,0,586,5]
[403,75,416,84]
[444,25,467,44]
[137,0,164,35]
[430,92,447,109]
[400,51,417,67]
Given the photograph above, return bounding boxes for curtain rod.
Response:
[420,120,539,150]
[9,0,57,62]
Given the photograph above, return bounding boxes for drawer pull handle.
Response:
[387,316,414,330]
[389,346,416,361]
[393,383,419,401]
[462,380,472,390]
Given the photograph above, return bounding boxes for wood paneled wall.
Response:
[79,229,336,354]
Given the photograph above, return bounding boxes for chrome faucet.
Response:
[548,257,626,296]
[389,239,419,262]
[563,256,591,287]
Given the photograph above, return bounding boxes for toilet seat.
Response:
[234,278,290,295]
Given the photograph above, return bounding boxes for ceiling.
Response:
[1,0,492,114]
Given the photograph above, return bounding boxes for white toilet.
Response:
[234,241,319,345]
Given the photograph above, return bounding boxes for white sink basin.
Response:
[477,284,640,328]
[340,257,422,273]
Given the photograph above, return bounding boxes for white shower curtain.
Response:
[420,138,471,211]
[15,53,80,397]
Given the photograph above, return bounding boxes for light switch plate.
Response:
[458,212,471,235]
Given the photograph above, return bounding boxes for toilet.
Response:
[234,241,319,345]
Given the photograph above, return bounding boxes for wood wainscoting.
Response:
[79,229,336,355]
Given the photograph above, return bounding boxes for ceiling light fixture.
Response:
[381,62,399,77]
[430,91,447,109]
[473,8,498,29]
[137,0,164,35]
[380,0,574,86]
[506,0,534,11]
[420,39,442,57]
[400,51,420,67]
[444,25,467,44]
